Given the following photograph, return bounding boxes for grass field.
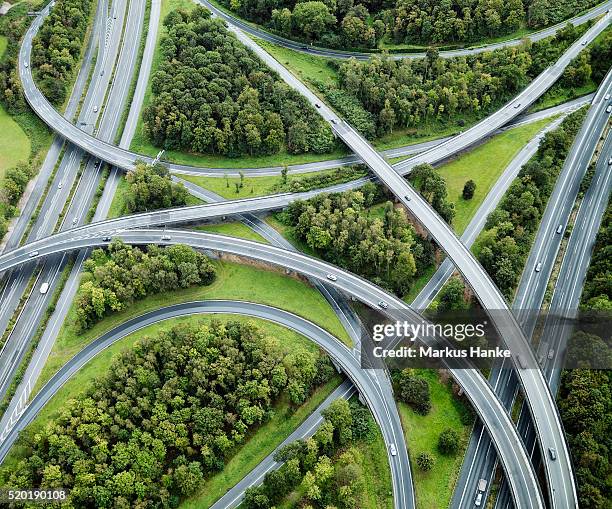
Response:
[193,222,268,243]
[179,166,355,199]
[398,370,472,509]
[0,36,7,58]
[32,258,351,399]
[257,39,339,88]
[0,104,31,179]
[436,117,553,234]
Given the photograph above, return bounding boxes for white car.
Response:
[388,444,397,456]
[29,251,39,258]
[475,492,483,506]
[93,105,99,113]
[378,301,389,309]
[605,93,611,101]
[161,235,171,241]
[535,262,542,272]
[72,217,77,225]
[39,282,49,295]
[326,274,337,281]
[548,448,557,460]
[404,195,411,201]
[24,62,28,68]
[556,224,563,234]
[57,182,63,189]
[608,157,612,165]
[607,105,612,114]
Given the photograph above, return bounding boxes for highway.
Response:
[0,0,147,443]
[450,69,612,509]
[0,228,548,509]
[199,0,612,61]
[411,115,567,310]
[492,83,612,509]
[227,11,606,508]
[147,180,415,509]
[5,0,609,505]
[0,0,124,404]
[16,0,609,179]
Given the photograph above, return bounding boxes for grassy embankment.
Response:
[398,370,472,509]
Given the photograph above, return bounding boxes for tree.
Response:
[292,2,336,41]
[416,452,435,471]
[463,179,476,200]
[438,278,467,312]
[125,162,187,213]
[438,428,460,455]
[397,369,431,414]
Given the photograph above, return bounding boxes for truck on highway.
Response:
[478,479,487,492]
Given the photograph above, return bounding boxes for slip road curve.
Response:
[199,0,612,61]
[230,11,612,509]
[0,229,545,509]
[16,2,609,182]
[0,301,400,508]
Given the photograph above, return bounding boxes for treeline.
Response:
[32,0,94,104]
[409,163,455,224]
[76,241,216,329]
[221,0,595,48]
[243,398,381,508]
[581,200,611,309]
[0,3,31,114]
[0,163,34,239]
[281,186,435,295]
[7,321,335,506]
[270,164,369,194]
[558,339,611,507]
[125,162,188,213]
[550,27,612,97]
[331,25,583,138]
[143,7,335,158]
[477,108,586,300]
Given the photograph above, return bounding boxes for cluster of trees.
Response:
[409,163,455,224]
[221,0,593,48]
[282,186,435,295]
[125,162,188,213]
[32,0,93,104]
[0,4,31,114]
[477,109,586,300]
[271,164,368,194]
[394,368,431,414]
[581,201,611,309]
[335,45,533,137]
[243,399,378,508]
[0,163,34,239]
[389,0,526,44]
[558,367,611,508]
[76,240,216,329]
[143,7,335,158]
[527,0,599,28]
[7,320,334,506]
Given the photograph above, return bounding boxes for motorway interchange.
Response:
[0,0,611,508]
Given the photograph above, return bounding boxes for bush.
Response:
[125,162,188,213]
[438,428,461,455]
[416,452,435,471]
[397,369,431,415]
[463,179,476,200]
